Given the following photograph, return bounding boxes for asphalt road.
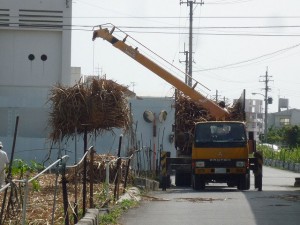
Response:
[119,166,300,225]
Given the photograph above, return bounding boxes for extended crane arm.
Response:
[92,27,229,119]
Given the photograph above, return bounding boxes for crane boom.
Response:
[92,27,229,119]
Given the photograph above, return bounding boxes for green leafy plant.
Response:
[10,159,45,191]
[266,125,300,148]
[99,199,138,225]
[258,145,300,163]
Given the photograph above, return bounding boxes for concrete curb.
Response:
[264,159,300,173]
[133,177,160,191]
[77,177,156,224]
[76,208,108,225]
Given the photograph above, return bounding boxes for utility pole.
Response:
[180,0,204,87]
[179,43,189,84]
[259,67,273,142]
[94,64,102,78]
[130,82,136,93]
[212,90,221,102]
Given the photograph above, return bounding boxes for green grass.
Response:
[257,145,300,163]
[99,199,138,225]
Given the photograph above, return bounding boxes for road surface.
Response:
[120,166,300,225]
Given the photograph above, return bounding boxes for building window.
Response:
[257,113,263,119]
[279,118,290,126]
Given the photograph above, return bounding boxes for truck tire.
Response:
[246,172,250,190]
[175,172,191,187]
[238,173,250,190]
[193,175,205,190]
[227,181,236,187]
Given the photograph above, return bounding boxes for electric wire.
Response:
[5,22,300,29]
[193,42,300,72]
[2,22,300,37]
[206,0,254,4]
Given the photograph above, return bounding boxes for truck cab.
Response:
[192,121,250,190]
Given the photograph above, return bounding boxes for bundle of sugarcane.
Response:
[175,92,211,133]
[175,92,212,153]
[48,79,130,141]
[227,99,245,121]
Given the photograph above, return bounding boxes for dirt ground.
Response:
[0,172,128,225]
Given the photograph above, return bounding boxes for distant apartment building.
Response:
[268,109,300,128]
[244,99,264,141]
[267,98,300,128]
[245,97,300,142]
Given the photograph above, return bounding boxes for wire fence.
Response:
[0,143,134,225]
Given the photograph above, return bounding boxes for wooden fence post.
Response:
[89,147,95,208]
[114,135,122,201]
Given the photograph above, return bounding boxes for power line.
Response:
[123,30,300,36]
[86,25,300,29]
[2,22,300,37]
[206,0,254,4]
[194,42,300,72]
[116,30,300,37]
[5,15,300,19]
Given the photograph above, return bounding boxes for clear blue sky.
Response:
[71,0,300,113]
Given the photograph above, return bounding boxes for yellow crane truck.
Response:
[92,25,262,191]
[193,121,251,190]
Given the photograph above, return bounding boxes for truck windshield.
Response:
[194,122,247,148]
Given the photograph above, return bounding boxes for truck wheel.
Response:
[227,181,236,187]
[175,172,191,187]
[238,174,248,190]
[192,175,195,189]
[246,172,250,190]
[194,175,205,190]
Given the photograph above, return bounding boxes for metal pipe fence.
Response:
[0,144,135,225]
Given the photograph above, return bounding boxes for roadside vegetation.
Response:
[1,156,136,224]
[100,199,138,225]
[257,145,300,163]
[257,125,300,164]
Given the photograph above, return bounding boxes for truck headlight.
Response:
[195,161,205,167]
[236,161,245,167]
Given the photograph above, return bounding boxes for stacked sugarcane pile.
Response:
[175,92,213,153]
[227,98,245,121]
[66,153,132,184]
[175,92,245,153]
[175,92,212,129]
[48,79,130,141]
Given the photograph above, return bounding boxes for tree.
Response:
[266,125,300,148]
[266,126,283,144]
[283,125,300,148]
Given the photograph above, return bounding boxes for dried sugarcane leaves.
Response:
[48,79,130,141]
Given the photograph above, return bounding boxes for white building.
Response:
[0,1,176,167]
[244,99,264,141]
[0,0,75,162]
[268,109,300,128]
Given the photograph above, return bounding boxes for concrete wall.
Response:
[0,0,72,163]
[46,96,176,170]
[291,110,300,126]
[0,1,176,169]
[269,109,300,128]
[0,94,175,168]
